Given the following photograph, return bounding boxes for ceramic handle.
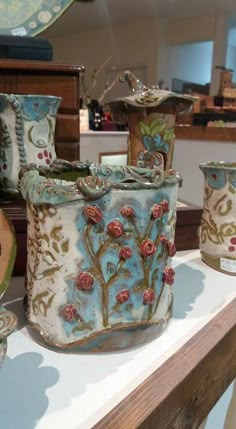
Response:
[76,176,112,200]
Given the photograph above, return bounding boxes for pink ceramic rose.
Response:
[84,205,103,223]
[107,220,124,238]
[76,272,94,291]
[119,246,133,260]
[162,266,175,285]
[116,289,130,304]
[151,204,163,219]
[62,304,77,321]
[143,288,156,305]
[120,205,135,218]
[140,239,156,258]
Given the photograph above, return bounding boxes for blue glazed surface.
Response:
[199,161,236,190]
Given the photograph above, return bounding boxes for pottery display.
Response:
[19,159,181,352]
[199,161,236,275]
[107,70,195,171]
[0,208,17,366]
[0,93,61,194]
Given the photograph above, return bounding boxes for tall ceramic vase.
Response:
[108,71,195,171]
[199,162,236,275]
[0,93,61,194]
[19,160,181,352]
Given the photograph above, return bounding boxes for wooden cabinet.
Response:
[0,59,84,160]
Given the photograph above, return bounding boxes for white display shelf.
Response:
[1,250,236,429]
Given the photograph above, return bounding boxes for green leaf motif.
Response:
[150,124,166,137]
[140,122,151,136]
[151,268,159,286]
[106,262,116,277]
[164,128,174,142]
[229,184,236,195]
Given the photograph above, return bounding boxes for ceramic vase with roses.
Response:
[20,159,181,351]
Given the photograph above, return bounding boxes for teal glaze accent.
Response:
[19,161,181,205]
[199,162,236,190]
[143,134,169,154]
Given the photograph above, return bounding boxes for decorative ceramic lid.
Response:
[0,0,74,37]
[107,70,196,116]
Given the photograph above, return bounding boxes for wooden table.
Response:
[0,59,84,160]
[1,250,235,429]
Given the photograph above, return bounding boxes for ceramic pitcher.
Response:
[19,160,181,352]
[0,93,61,194]
[0,208,17,366]
[108,71,195,171]
[199,161,236,275]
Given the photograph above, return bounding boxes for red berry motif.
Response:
[37,150,53,164]
[163,266,175,285]
[161,200,169,213]
[140,239,156,258]
[119,246,133,259]
[120,205,135,218]
[167,242,176,257]
[230,237,236,245]
[116,289,130,304]
[84,205,103,223]
[143,288,155,305]
[151,204,163,219]
[76,272,94,291]
[62,304,77,321]
[159,234,169,245]
[107,220,124,238]
[228,246,235,253]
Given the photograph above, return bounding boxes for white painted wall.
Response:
[173,137,236,206]
[167,15,215,45]
[226,44,236,81]
[164,41,213,90]
[80,132,236,208]
[44,14,217,100]
[46,18,161,101]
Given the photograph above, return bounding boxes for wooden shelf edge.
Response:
[94,298,236,429]
[175,126,236,142]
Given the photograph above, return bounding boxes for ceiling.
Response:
[43,0,236,38]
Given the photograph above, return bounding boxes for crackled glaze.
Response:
[0,94,61,193]
[20,162,181,351]
[199,162,236,275]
